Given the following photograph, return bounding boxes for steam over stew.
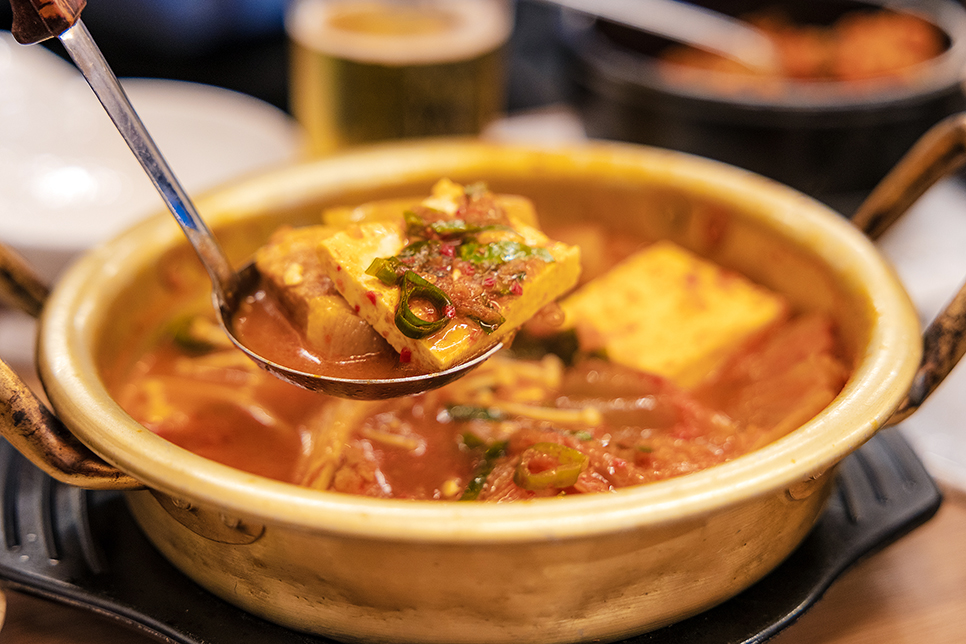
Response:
[112,183,851,500]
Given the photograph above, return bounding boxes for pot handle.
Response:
[852,112,966,426]
[0,243,141,490]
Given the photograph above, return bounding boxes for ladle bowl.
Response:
[221,263,505,399]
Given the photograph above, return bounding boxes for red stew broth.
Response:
[107,215,852,500]
[231,278,429,380]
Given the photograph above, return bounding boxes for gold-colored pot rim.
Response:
[36,139,921,542]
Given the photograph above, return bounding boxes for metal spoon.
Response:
[8,0,502,400]
[543,0,780,72]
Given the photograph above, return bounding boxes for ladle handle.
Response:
[56,21,237,295]
[8,0,84,44]
[0,243,48,318]
[853,112,966,425]
[9,0,236,295]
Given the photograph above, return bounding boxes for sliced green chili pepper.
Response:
[395,270,453,339]
[460,440,508,501]
[514,442,589,491]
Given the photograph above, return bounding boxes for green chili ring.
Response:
[514,442,589,491]
[396,270,454,339]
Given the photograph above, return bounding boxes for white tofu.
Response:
[561,241,788,388]
[318,217,581,371]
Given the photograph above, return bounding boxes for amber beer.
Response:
[287,0,512,155]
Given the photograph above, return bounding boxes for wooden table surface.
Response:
[2,487,965,644]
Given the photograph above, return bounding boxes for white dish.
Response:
[0,31,304,281]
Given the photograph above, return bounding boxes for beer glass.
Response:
[286,0,513,156]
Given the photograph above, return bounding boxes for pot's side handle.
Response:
[0,360,142,489]
[852,112,966,426]
[0,243,48,318]
[0,243,142,490]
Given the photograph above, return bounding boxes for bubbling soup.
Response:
[109,188,851,501]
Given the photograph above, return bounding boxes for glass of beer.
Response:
[286,0,513,156]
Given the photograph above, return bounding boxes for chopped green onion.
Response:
[514,442,589,491]
[395,271,453,339]
[170,315,230,355]
[365,256,403,285]
[403,210,425,235]
[397,239,432,258]
[461,432,486,449]
[460,440,508,501]
[459,240,554,267]
[429,221,514,237]
[447,405,507,423]
[508,328,581,365]
[468,313,505,334]
[429,219,472,236]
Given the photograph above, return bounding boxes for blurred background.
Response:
[0,0,572,116]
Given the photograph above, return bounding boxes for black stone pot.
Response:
[560,0,966,214]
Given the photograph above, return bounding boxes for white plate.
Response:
[0,31,304,281]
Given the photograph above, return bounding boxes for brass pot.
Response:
[4,114,966,643]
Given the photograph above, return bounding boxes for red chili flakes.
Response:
[336,265,342,272]
[482,274,497,288]
[399,347,412,363]
[440,244,455,257]
[354,304,361,313]
[366,291,377,305]
[510,281,524,296]
[443,304,457,319]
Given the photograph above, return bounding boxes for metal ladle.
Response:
[8,0,502,400]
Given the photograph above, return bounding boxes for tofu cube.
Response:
[255,225,338,328]
[255,225,387,360]
[561,241,787,388]
[318,210,581,371]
